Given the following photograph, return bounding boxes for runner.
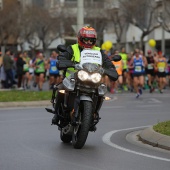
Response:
[130,50,147,98]
[119,47,128,91]
[33,52,47,91]
[22,51,31,89]
[0,52,6,88]
[111,50,123,93]
[155,51,167,93]
[28,58,34,89]
[48,50,60,89]
[145,50,155,93]
[127,51,134,92]
[167,56,170,87]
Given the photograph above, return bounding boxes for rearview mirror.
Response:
[57,45,67,53]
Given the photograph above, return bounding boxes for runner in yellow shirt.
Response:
[119,47,128,91]
[155,51,167,93]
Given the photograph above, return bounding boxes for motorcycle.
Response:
[46,45,121,149]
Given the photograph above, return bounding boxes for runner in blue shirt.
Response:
[48,50,60,89]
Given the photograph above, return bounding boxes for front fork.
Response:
[72,95,103,128]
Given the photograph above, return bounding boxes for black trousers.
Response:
[5,69,14,88]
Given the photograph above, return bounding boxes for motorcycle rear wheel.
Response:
[72,101,93,149]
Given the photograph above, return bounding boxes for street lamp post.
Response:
[161,21,165,54]
[156,0,165,54]
[158,12,165,54]
[77,0,84,33]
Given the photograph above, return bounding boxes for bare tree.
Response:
[119,0,161,50]
[161,0,170,32]
[107,6,127,49]
[0,0,21,48]
[21,5,62,55]
[84,2,109,46]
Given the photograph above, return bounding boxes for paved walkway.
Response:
[139,127,170,150]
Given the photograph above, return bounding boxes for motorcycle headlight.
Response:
[91,73,102,83]
[78,70,89,81]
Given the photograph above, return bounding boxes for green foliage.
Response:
[153,121,170,136]
[0,90,52,102]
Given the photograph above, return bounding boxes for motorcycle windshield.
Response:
[80,49,102,66]
[82,63,100,72]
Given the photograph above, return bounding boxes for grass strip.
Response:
[0,90,52,102]
[153,121,170,136]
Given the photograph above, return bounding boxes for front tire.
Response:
[72,101,93,149]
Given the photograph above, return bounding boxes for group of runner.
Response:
[29,50,62,91]
[1,46,170,96]
[22,47,170,97]
[108,47,170,98]
[11,50,62,91]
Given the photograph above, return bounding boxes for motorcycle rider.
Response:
[52,26,118,125]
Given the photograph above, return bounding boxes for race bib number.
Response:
[115,65,119,69]
[158,67,164,72]
[147,64,153,70]
[23,64,29,70]
[135,66,142,72]
[38,65,44,72]
[51,66,57,71]
[80,49,102,66]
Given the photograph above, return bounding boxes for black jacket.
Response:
[16,57,26,76]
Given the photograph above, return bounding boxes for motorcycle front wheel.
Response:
[72,101,93,149]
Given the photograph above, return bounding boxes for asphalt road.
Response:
[0,91,170,170]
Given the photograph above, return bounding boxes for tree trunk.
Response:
[140,34,145,52]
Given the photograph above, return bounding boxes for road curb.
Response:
[139,127,170,150]
[0,100,51,108]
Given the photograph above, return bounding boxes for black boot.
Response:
[52,114,59,125]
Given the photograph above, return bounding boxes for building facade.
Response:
[17,0,170,55]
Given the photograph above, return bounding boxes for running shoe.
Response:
[150,87,155,93]
[123,85,128,91]
[139,88,142,95]
[33,82,37,88]
[159,90,163,93]
[136,93,140,98]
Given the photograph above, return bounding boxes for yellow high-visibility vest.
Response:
[66,44,100,77]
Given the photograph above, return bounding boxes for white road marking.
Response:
[102,126,170,162]
[136,104,162,108]
[102,106,125,109]
[102,104,161,109]
[148,98,162,104]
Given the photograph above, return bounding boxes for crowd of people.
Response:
[0,46,170,98]
[106,47,170,98]
[0,49,63,91]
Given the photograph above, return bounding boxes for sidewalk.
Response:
[139,127,170,150]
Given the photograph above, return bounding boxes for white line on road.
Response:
[149,98,162,104]
[102,106,125,109]
[136,104,162,108]
[102,126,170,162]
